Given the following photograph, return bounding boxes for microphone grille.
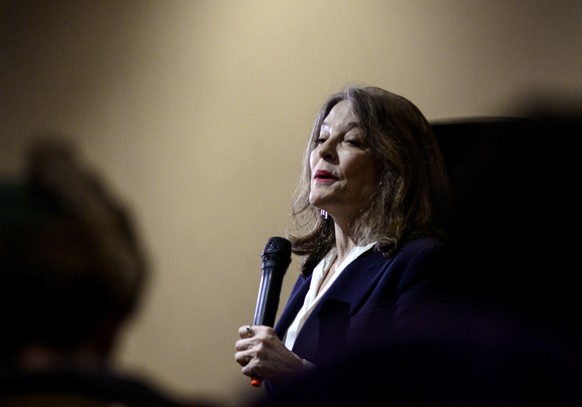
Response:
[262,236,291,257]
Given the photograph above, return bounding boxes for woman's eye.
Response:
[345,138,362,146]
[314,137,327,145]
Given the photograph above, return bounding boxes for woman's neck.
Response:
[333,225,358,263]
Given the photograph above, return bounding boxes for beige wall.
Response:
[1,0,581,405]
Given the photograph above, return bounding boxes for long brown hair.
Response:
[287,85,451,276]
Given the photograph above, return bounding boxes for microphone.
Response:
[250,236,292,387]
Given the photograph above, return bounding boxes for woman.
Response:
[235,85,451,394]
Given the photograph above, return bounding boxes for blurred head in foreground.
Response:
[0,137,148,370]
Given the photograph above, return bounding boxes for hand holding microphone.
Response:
[249,236,291,387]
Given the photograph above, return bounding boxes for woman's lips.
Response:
[313,170,337,184]
[314,170,337,180]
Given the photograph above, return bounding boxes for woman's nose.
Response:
[318,139,336,160]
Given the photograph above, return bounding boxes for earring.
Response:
[320,209,329,220]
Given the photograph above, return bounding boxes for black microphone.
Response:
[250,236,292,387]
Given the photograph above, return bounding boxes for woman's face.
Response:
[309,100,379,221]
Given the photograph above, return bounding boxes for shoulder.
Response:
[0,368,218,407]
[359,237,449,285]
[341,237,447,285]
[369,236,447,264]
[392,237,449,271]
[400,236,447,252]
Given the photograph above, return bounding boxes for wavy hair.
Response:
[287,85,451,276]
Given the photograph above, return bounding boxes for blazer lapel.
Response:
[322,249,389,308]
[291,249,390,361]
[274,274,311,338]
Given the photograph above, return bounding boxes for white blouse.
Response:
[283,242,376,350]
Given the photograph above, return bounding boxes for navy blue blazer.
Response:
[273,236,449,376]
